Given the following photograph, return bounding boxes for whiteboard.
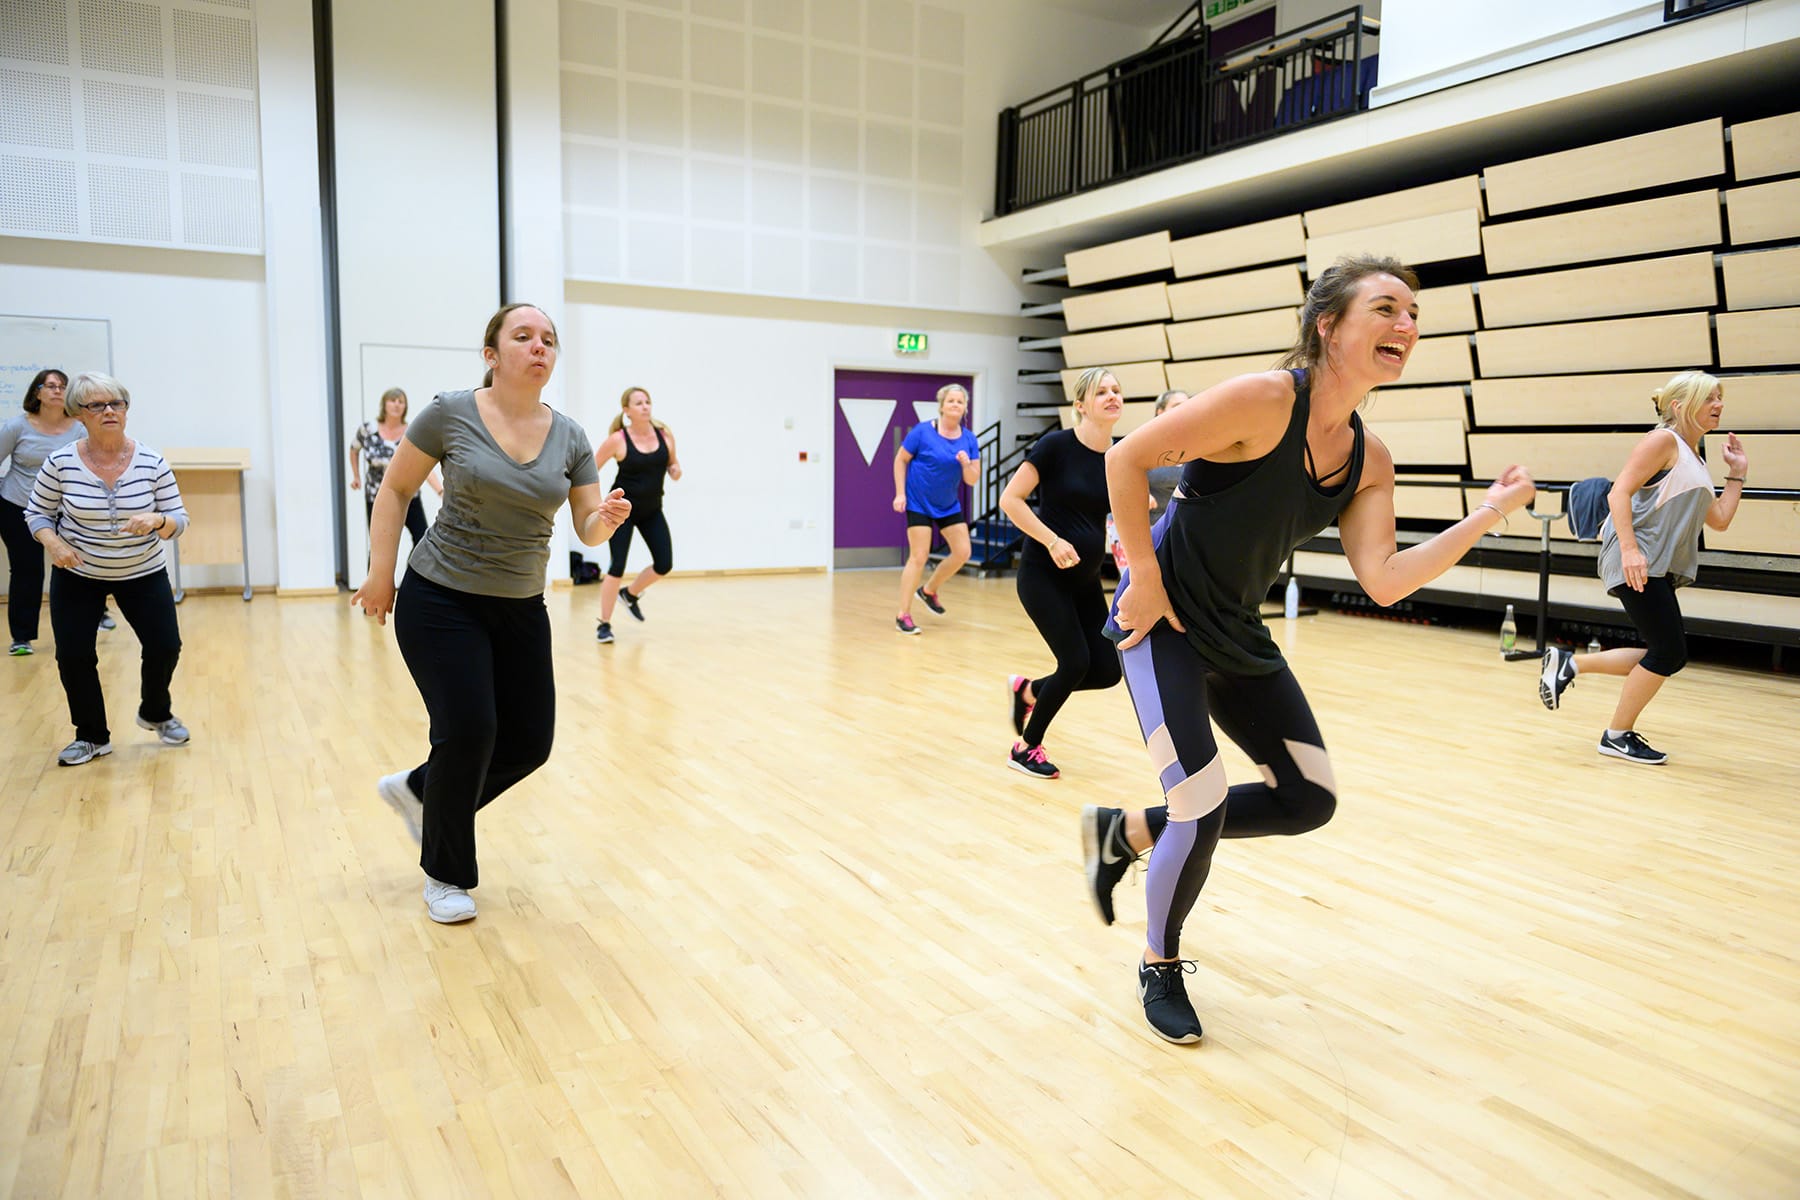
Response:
[0,313,113,409]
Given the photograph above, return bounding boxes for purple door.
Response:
[834,369,975,568]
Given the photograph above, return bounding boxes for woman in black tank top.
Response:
[1078,256,1538,1045]
[592,386,682,643]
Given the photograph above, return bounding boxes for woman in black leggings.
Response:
[351,303,631,924]
[1537,370,1748,764]
[592,385,682,644]
[1092,256,1536,1043]
[998,367,1125,779]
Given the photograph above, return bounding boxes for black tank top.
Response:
[614,426,669,510]
[1155,369,1365,675]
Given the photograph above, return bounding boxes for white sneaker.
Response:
[423,877,476,923]
[136,714,191,745]
[57,739,113,766]
[377,770,424,844]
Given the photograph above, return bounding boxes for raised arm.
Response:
[958,444,979,486]
[122,457,188,540]
[350,436,437,623]
[1338,437,1535,606]
[568,483,631,546]
[1707,432,1747,531]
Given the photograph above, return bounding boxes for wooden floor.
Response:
[1,571,1796,1198]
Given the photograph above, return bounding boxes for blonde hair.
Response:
[609,385,670,435]
[936,383,969,411]
[378,386,408,422]
[1069,367,1117,424]
[1652,370,1720,433]
[66,371,128,417]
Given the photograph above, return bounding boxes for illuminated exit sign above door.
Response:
[895,332,929,356]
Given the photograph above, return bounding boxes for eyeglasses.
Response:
[81,399,129,412]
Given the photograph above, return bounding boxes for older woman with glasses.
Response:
[26,372,191,766]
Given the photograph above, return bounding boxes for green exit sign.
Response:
[895,331,929,356]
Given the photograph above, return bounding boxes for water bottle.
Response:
[1587,635,1602,654]
[1500,604,1517,655]
[1283,574,1300,619]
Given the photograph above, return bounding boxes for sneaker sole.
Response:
[896,626,921,636]
[1597,743,1667,766]
[1538,656,1560,711]
[427,906,477,924]
[135,716,190,745]
[1079,805,1111,925]
[57,745,113,767]
[1006,758,1058,780]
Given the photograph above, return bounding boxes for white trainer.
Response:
[423,877,477,923]
[377,771,424,844]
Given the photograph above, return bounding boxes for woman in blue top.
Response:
[892,383,979,634]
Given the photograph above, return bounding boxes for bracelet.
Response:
[1476,501,1510,534]
[1725,476,1746,483]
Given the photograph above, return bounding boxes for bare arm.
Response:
[1608,429,1678,591]
[347,438,361,489]
[892,446,913,512]
[1706,432,1747,531]
[350,436,436,623]
[959,449,979,486]
[1337,438,1536,607]
[1000,459,1080,569]
[568,483,632,546]
[664,429,681,482]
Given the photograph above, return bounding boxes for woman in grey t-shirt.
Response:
[351,303,632,925]
[0,369,81,653]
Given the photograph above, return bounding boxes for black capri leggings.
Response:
[1613,575,1687,677]
[1015,558,1121,746]
[606,508,673,577]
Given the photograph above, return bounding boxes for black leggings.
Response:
[1,497,46,642]
[606,508,673,577]
[1015,559,1121,746]
[49,567,182,745]
[393,571,555,890]
[1613,576,1687,677]
[367,494,429,548]
[1121,626,1336,958]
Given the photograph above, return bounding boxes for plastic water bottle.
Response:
[1587,635,1602,654]
[1500,604,1517,655]
[1283,574,1300,619]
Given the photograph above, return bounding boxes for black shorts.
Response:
[906,509,967,532]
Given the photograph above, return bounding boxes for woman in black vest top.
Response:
[592,386,682,644]
[1084,256,1537,1045]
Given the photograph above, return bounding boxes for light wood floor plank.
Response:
[0,573,1795,1198]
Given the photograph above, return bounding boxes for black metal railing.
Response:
[1664,0,1758,20]
[970,419,1027,570]
[995,7,1378,217]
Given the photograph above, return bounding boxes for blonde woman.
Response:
[592,385,681,644]
[1538,371,1748,765]
[349,387,440,549]
[892,382,979,633]
[998,367,1125,779]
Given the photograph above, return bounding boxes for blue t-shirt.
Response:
[902,421,979,518]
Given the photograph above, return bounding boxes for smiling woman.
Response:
[1083,255,1539,1045]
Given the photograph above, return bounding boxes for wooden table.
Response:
[164,447,251,602]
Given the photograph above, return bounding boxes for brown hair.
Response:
[1277,254,1419,372]
[609,385,669,435]
[378,386,408,422]
[21,368,67,415]
[481,302,558,388]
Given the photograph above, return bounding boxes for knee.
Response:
[1056,644,1091,680]
[1280,785,1336,834]
[1088,653,1123,690]
[1641,640,1687,677]
[652,555,673,575]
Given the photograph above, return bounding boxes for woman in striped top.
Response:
[26,372,192,766]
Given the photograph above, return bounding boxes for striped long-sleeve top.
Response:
[26,441,190,581]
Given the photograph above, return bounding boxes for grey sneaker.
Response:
[58,739,113,766]
[1539,646,1576,710]
[377,770,424,845]
[423,877,477,923]
[136,714,191,745]
[1598,729,1667,765]
[98,612,116,631]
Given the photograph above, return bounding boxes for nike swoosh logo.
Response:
[1100,813,1125,864]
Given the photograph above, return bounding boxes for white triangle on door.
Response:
[911,401,939,428]
[839,397,898,468]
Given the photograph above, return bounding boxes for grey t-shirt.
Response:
[0,413,83,507]
[404,390,600,597]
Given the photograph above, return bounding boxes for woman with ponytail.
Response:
[590,386,681,643]
[1536,371,1748,764]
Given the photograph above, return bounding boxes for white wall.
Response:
[1375,0,1660,104]
[0,245,276,592]
[561,296,1038,571]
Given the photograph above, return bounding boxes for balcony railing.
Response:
[994,7,1379,217]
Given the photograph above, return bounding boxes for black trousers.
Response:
[1,498,46,642]
[49,567,182,744]
[606,507,673,577]
[367,494,429,548]
[1015,558,1121,746]
[393,571,555,889]
[1612,575,1687,677]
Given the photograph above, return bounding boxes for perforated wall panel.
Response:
[2,71,75,150]
[1,0,262,251]
[0,155,79,235]
[1,1,71,64]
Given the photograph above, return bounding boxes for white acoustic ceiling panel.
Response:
[1,1,263,252]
